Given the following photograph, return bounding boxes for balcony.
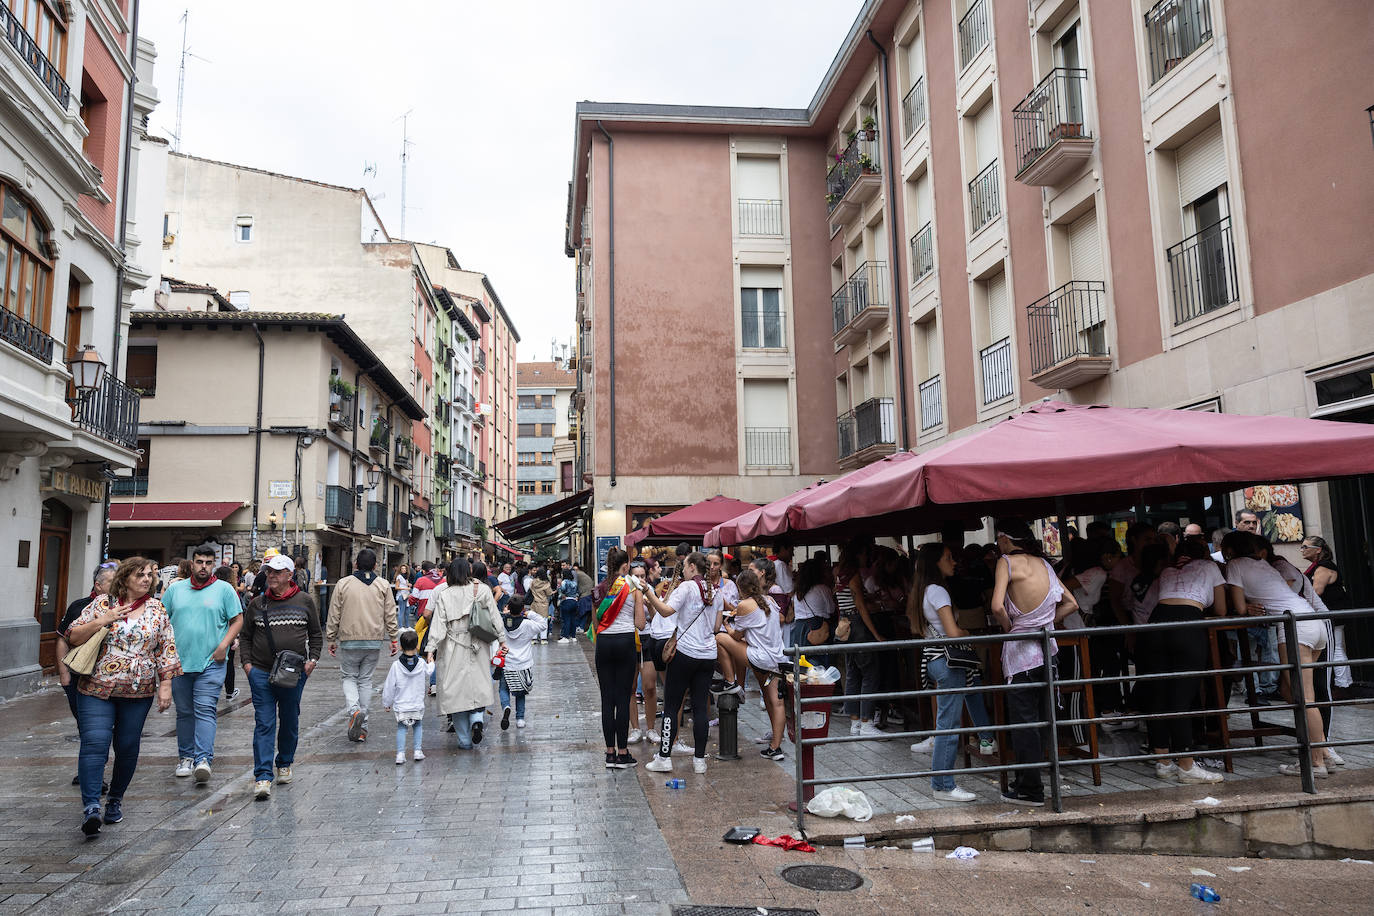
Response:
[395,436,414,470]
[0,5,71,109]
[0,307,55,364]
[75,375,140,451]
[919,375,943,432]
[738,198,783,236]
[474,348,487,372]
[1026,280,1111,388]
[744,427,791,469]
[1167,216,1238,326]
[836,397,896,469]
[325,485,355,527]
[901,77,927,138]
[825,133,882,221]
[366,501,389,537]
[1013,69,1094,187]
[328,394,354,431]
[910,223,934,283]
[454,510,479,536]
[456,384,474,416]
[979,337,1014,406]
[436,515,455,541]
[369,417,389,452]
[1145,0,1213,86]
[832,262,890,346]
[958,0,990,70]
[968,160,1001,234]
[110,474,148,497]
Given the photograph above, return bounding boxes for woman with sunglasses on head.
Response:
[717,568,788,760]
[592,548,645,769]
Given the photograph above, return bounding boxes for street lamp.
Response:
[366,463,383,489]
[67,345,106,395]
[267,510,279,531]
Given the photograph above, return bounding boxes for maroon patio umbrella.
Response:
[624,495,762,547]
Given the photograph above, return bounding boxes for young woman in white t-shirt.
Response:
[592,549,646,770]
[717,569,788,760]
[1134,538,1227,785]
[907,543,994,803]
[636,552,720,775]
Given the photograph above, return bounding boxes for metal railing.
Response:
[1013,68,1091,176]
[787,607,1374,831]
[741,304,785,349]
[919,375,942,431]
[841,261,890,330]
[1167,216,1238,326]
[324,485,354,527]
[968,160,1001,233]
[910,222,933,282]
[826,133,880,213]
[395,437,414,469]
[958,0,990,70]
[110,475,148,497]
[1145,0,1213,85]
[474,348,487,372]
[436,515,455,540]
[744,427,791,468]
[0,307,55,364]
[454,509,478,535]
[328,395,354,429]
[1027,280,1108,375]
[75,374,140,450]
[366,500,389,537]
[831,287,851,337]
[980,337,1014,405]
[837,396,896,460]
[0,4,71,109]
[902,77,927,138]
[126,375,156,396]
[369,417,390,450]
[738,198,783,236]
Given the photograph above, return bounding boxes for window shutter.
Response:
[974,104,998,169]
[737,158,781,199]
[986,272,1009,341]
[1067,210,1102,282]
[1176,122,1227,207]
[915,172,932,226]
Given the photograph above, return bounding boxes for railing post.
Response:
[792,658,806,835]
[1281,612,1316,794]
[1043,627,1063,813]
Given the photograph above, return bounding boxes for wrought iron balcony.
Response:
[395,436,414,470]
[836,397,896,468]
[979,337,1014,406]
[369,417,389,451]
[825,133,881,219]
[110,474,148,497]
[968,160,1001,233]
[738,198,783,236]
[325,485,355,527]
[1167,216,1238,326]
[910,223,933,283]
[833,262,890,346]
[958,0,990,70]
[902,77,927,138]
[437,515,455,540]
[75,374,140,450]
[1145,0,1213,85]
[366,500,389,537]
[474,348,487,372]
[0,307,55,364]
[919,375,943,432]
[744,427,791,469]
[328,394,354,430]
[1026,280,1111,388]
[0,5,71,109]
[1013,69,1094,186]
[454,509,478,536]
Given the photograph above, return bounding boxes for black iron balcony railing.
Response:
[110,474,148,497]
[75,374,140,450]
[826,133,880,213]
[1027,280,1109,375]
[0,5,71,109]
[958,0,990,70]
[1167,216,1238,326]
[741,304,785,349]
[902,77,927,138]
[980,337,1014,405]
[738,198,783,236]
[968,160,1001,233]
[910,222,933,282]
[831,287,851,337]
[744,427,791,468]
[1013,68,1091,176]
[369,416,389,450]
[328,394,354,429]
[0,307,55,364]
[919,375,943,432]
[454,509,477,535]
[437,515,455,540]
[395,436,414,469]
[474,348,487,372]
[366,500,389,537]
[126,375,156,397]
[1145,0,1213,85]
[836,397,896,460]
[325,485,354,527]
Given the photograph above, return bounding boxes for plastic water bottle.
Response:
[1189,884,1221,903]
[665,778,685,789]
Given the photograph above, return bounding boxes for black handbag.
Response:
[944,643,982,672]
[260,602,306,689]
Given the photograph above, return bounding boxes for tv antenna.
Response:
[397,110,415,237]
[171,10,212,152]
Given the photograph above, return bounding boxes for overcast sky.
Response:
[142,1,864,360]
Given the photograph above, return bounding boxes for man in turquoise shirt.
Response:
[164,545,243,783]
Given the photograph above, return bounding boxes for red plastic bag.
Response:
[751,834,815,853]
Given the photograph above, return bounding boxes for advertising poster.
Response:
[1243,484,1305,543]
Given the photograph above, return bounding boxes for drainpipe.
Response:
[867,29,912,452]
[594,121,617,487]
[250,323,265,557]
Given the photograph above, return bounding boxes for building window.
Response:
[740,266,785,349]
[561,460,574,492]
[126,345,158,396]
[235,215,253,242]
[518,394,535,409]
[517,422,554,437]
[1,180,54,334]
[539,480,553,495]
[518,482,536,495]
[741,378,792,468]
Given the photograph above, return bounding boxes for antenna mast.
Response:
[174,10,188,152]
[399,110,415,237]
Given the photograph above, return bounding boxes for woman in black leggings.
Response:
[637,552,719,775]
[594,549,645,769]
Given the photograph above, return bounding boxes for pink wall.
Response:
[1227,0,1374,314]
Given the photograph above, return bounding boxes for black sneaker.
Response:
[1000,790,1046,807]
[102,799,123,825]
[760,746,785,761]
[605,752,617,769]
[471,720,484,745]
[81,805,102,837]
[346,709,366,742]
[501,706,512,730]
[614,752,638,769]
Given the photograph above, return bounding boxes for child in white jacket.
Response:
[499,594,548,730]
[381,629,433,763]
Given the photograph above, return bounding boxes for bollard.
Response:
[716,690,742,760]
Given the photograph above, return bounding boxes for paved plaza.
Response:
[1,640,1371,915]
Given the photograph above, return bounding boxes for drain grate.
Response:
[780,864,864,892]
[673,909,820,916]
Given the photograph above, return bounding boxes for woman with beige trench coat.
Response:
[426,558,504,749]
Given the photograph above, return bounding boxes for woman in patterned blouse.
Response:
[66,556,182,836]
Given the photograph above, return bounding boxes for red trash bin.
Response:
[784,679,836,806]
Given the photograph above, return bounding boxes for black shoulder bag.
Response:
[260,602,306,688]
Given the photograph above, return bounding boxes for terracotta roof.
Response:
[516,361,576,387]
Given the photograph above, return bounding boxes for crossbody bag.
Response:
[260,602,306,689]
[661,581,711,666]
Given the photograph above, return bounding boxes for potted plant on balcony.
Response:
[858,153,878,173]
[859,115,878,141]
[329,376,355,403]
[825,191,839,207]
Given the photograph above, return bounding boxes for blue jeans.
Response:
[246,666,307,781]
[498,681,527,719]
[450,708,485,749]
[1250,625,1279,691]
[560,600,579,639]
[397,596,414,629]
[396,719,423,753]
[172,661,227,764]
[927,655,992,791]
[77,693,153,810]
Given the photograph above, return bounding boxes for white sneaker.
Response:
[858,722,884,739]
[193,761,211,783]
[979,738,998,756]
[933,786,977,803]
[413,749,425,761]
[1279,762,1329,778]
[910,737,935,754]
[692,756,708,774]
[1325,748,1346,768]
[275,766,293,784]
[516,719,526,728]
[850,720,862,736]
[628,729,643,744]
[253,780,271,800]
[395,752,406,765]
[673,740,694,755]
[759,698,767,710]
[174,757,194,778]
[1177,764,1224,784]
[1155,761,1179,781]
[645,755,673,773]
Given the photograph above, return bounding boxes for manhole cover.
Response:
[780,864,864,892]
[674,909,820,916]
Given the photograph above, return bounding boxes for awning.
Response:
[489,539,524,558]
[494,489,591,543]
[625,495,761,547]
[110,501,246,528]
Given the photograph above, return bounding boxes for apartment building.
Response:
[111,310,424,586]
[514,359,580,557]
[566,0,1374,587]
[0,2,155,693]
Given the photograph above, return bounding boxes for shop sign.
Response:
[43,469,105,502]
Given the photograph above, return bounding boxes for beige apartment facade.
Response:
[110,311,424,587]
